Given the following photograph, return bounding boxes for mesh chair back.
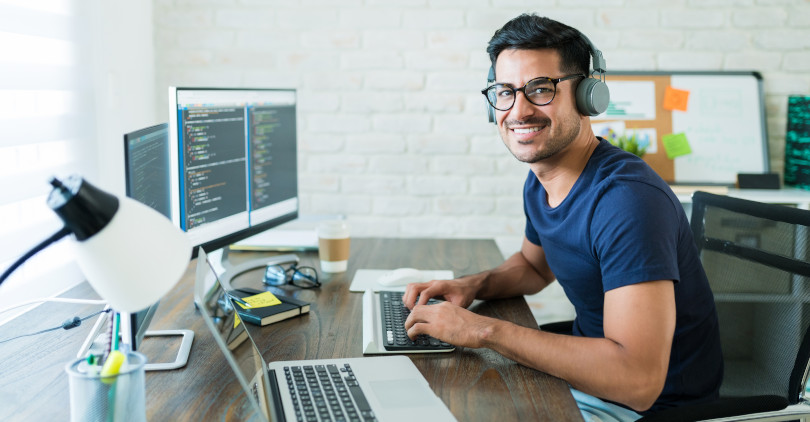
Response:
[691,191,810,404]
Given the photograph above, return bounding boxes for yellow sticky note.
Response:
[237,291,282,309]
[663,86,690,111]
[234,313,241,328]
[662,133,692,159]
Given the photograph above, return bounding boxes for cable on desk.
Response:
[0,308,111,344]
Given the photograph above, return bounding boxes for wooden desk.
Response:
[0,238,582,421]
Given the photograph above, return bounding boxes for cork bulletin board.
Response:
[591,71,769,185]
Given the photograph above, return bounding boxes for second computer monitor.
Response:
[124,123,172,219]
[168,87,299,257]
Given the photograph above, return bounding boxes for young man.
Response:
[403,14,722,420]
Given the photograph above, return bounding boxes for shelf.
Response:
[675,187,810,208]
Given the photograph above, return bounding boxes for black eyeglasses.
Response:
[481,74,585,111]
[263,263,321,289]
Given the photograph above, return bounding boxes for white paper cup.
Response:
[317,221,350,273]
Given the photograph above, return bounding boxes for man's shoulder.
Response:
[593,144,660,181]
[589,145,676,205]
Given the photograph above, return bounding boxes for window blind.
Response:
[0,0,96,322]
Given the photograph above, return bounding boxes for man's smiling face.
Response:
[494,48,583,164]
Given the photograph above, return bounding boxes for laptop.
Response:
[193,247,457,422]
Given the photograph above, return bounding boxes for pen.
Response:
[227,291,252,309]
[111,312,120,352]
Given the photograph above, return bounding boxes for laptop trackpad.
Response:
[369,379,436,408]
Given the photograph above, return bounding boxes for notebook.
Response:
[193,247,456,422]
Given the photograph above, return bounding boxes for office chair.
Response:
[638,191,810,421]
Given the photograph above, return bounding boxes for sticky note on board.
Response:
[237,291,282,309]
[663,86,690,111]
[662,133,692,159]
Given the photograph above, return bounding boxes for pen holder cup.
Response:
[65,351,147,422]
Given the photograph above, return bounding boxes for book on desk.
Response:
[233,288,310,326]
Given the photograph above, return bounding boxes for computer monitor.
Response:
[124,123,172,219]
[168,87,299,259]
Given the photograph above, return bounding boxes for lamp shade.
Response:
[48,176,191,313]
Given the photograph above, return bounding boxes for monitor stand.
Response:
[138,329,194,371]
[208,247,300,292]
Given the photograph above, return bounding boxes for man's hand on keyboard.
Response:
[403,300,497,349]
[402,277,478,310]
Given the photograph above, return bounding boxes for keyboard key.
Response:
[347,385,372,413]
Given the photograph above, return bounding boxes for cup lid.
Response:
[318,220,349,238]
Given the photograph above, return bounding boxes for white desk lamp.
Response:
[49,175,190,313]
[0,175,191,345]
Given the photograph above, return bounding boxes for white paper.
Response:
[595,80,657,120]
[349,269,455,293]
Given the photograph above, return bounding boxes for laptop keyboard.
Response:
[380,291,453,352]
[284,363,375,422]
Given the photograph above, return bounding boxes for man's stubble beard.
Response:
[501,113,581,164]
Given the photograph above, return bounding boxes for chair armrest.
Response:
[637,395,788,422]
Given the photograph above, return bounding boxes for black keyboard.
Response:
[284,363,376,422]
[379,291,454,352]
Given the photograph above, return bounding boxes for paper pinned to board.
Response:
[663,86,690,112]
[662,132,692,159]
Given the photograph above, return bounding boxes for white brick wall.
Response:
[154,0,810,250]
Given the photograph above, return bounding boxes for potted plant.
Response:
[606,129,647,158]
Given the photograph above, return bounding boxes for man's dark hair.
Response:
[486,14,592,78]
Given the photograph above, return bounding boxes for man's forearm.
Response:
[478,281,676,412]
[470,251,554,300]
[480,319,666,412]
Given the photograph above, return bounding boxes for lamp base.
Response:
[141,330,194,371]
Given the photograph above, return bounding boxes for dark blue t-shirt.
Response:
[523,139,722,414]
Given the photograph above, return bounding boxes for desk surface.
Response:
[0,238,582,421]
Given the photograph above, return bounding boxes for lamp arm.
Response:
[0,227,72,287]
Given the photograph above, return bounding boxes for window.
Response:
[0,0,96,323]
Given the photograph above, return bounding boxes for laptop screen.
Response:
[194,248,272,421]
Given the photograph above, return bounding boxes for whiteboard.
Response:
[592,71,768,185]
